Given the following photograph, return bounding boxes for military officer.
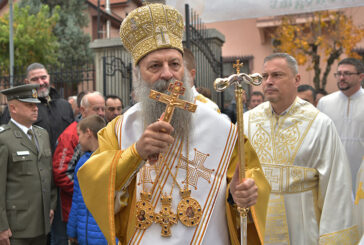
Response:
[0,84,56,245]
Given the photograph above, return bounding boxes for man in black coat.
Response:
[0,63,74,153]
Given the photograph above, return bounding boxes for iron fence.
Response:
[184,4,224,108]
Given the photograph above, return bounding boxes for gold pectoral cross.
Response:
[154,196,177,237]
[149,81,197,123]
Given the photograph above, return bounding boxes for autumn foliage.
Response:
[272,11,364,91]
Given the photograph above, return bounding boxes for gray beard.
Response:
[38,86,50,98]
[134,69,193,138]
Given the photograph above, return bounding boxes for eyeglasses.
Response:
[333,72,360,78]
[29,75,48,82]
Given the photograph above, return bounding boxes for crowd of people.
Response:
[0,2,363,245]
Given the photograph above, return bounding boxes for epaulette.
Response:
[0,125,10,133]
[33,125,45,130]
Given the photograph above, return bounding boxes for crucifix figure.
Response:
[148,80,197,162]
[149,81,197,123]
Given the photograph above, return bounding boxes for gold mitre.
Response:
[119,3,184,65]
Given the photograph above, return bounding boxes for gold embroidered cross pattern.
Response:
[178,148,214,190]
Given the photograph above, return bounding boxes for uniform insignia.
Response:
[0,125,9,133]
[14,130,22,137]
[32,88,38,98]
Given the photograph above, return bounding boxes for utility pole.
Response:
[97,0,101,39]
[9,0,14,87]
[105,0,111,39]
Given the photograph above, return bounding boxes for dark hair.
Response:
[78,115,106,138]
[196,87,212,99]
[106,95,123,108]
[250,91,264,100]
[297,84,316,101]
[338,58,364,74]
[26,63,47,78]
[183,47,196,72]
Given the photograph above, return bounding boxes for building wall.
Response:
[112,2,138,19]
[206,6,364,94]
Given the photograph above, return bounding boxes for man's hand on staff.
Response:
[136,120,174,164]
[230,163,258,208]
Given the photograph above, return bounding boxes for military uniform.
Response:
[0,84,57,244]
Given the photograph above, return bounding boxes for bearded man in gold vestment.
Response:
[77,3,270,245]
[244,53,358,244]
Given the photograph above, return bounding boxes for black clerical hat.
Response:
[0,84,41,103]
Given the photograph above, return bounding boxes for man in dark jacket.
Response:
[0,63,74,153]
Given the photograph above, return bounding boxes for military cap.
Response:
[0,84,41,103]
[119,3,184,65]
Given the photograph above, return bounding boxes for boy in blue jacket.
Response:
[67,115,108,245]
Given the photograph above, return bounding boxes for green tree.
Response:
[0,4,59,70]
[20,0,93,66]
[272,11,364,91]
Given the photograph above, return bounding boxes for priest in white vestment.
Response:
[77,3,271,245]
[355,157,364,240]
[317,58,364,191]
[244,53,358,244]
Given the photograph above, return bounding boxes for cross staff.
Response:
[214,60,262,245]
[149,81,197,123]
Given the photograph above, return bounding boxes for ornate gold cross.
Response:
[233,60,243,74]
[149,81,197,123]
[154,196,177,237]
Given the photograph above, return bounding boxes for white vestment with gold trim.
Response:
[192,86,220,113]
[244,97,358,245]
[118,101,237,244]
[355,157,364,239]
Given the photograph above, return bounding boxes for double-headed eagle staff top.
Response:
[214,60,262,245]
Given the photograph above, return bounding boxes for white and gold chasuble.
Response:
[118,102,237,244]
[244,98,358,245]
